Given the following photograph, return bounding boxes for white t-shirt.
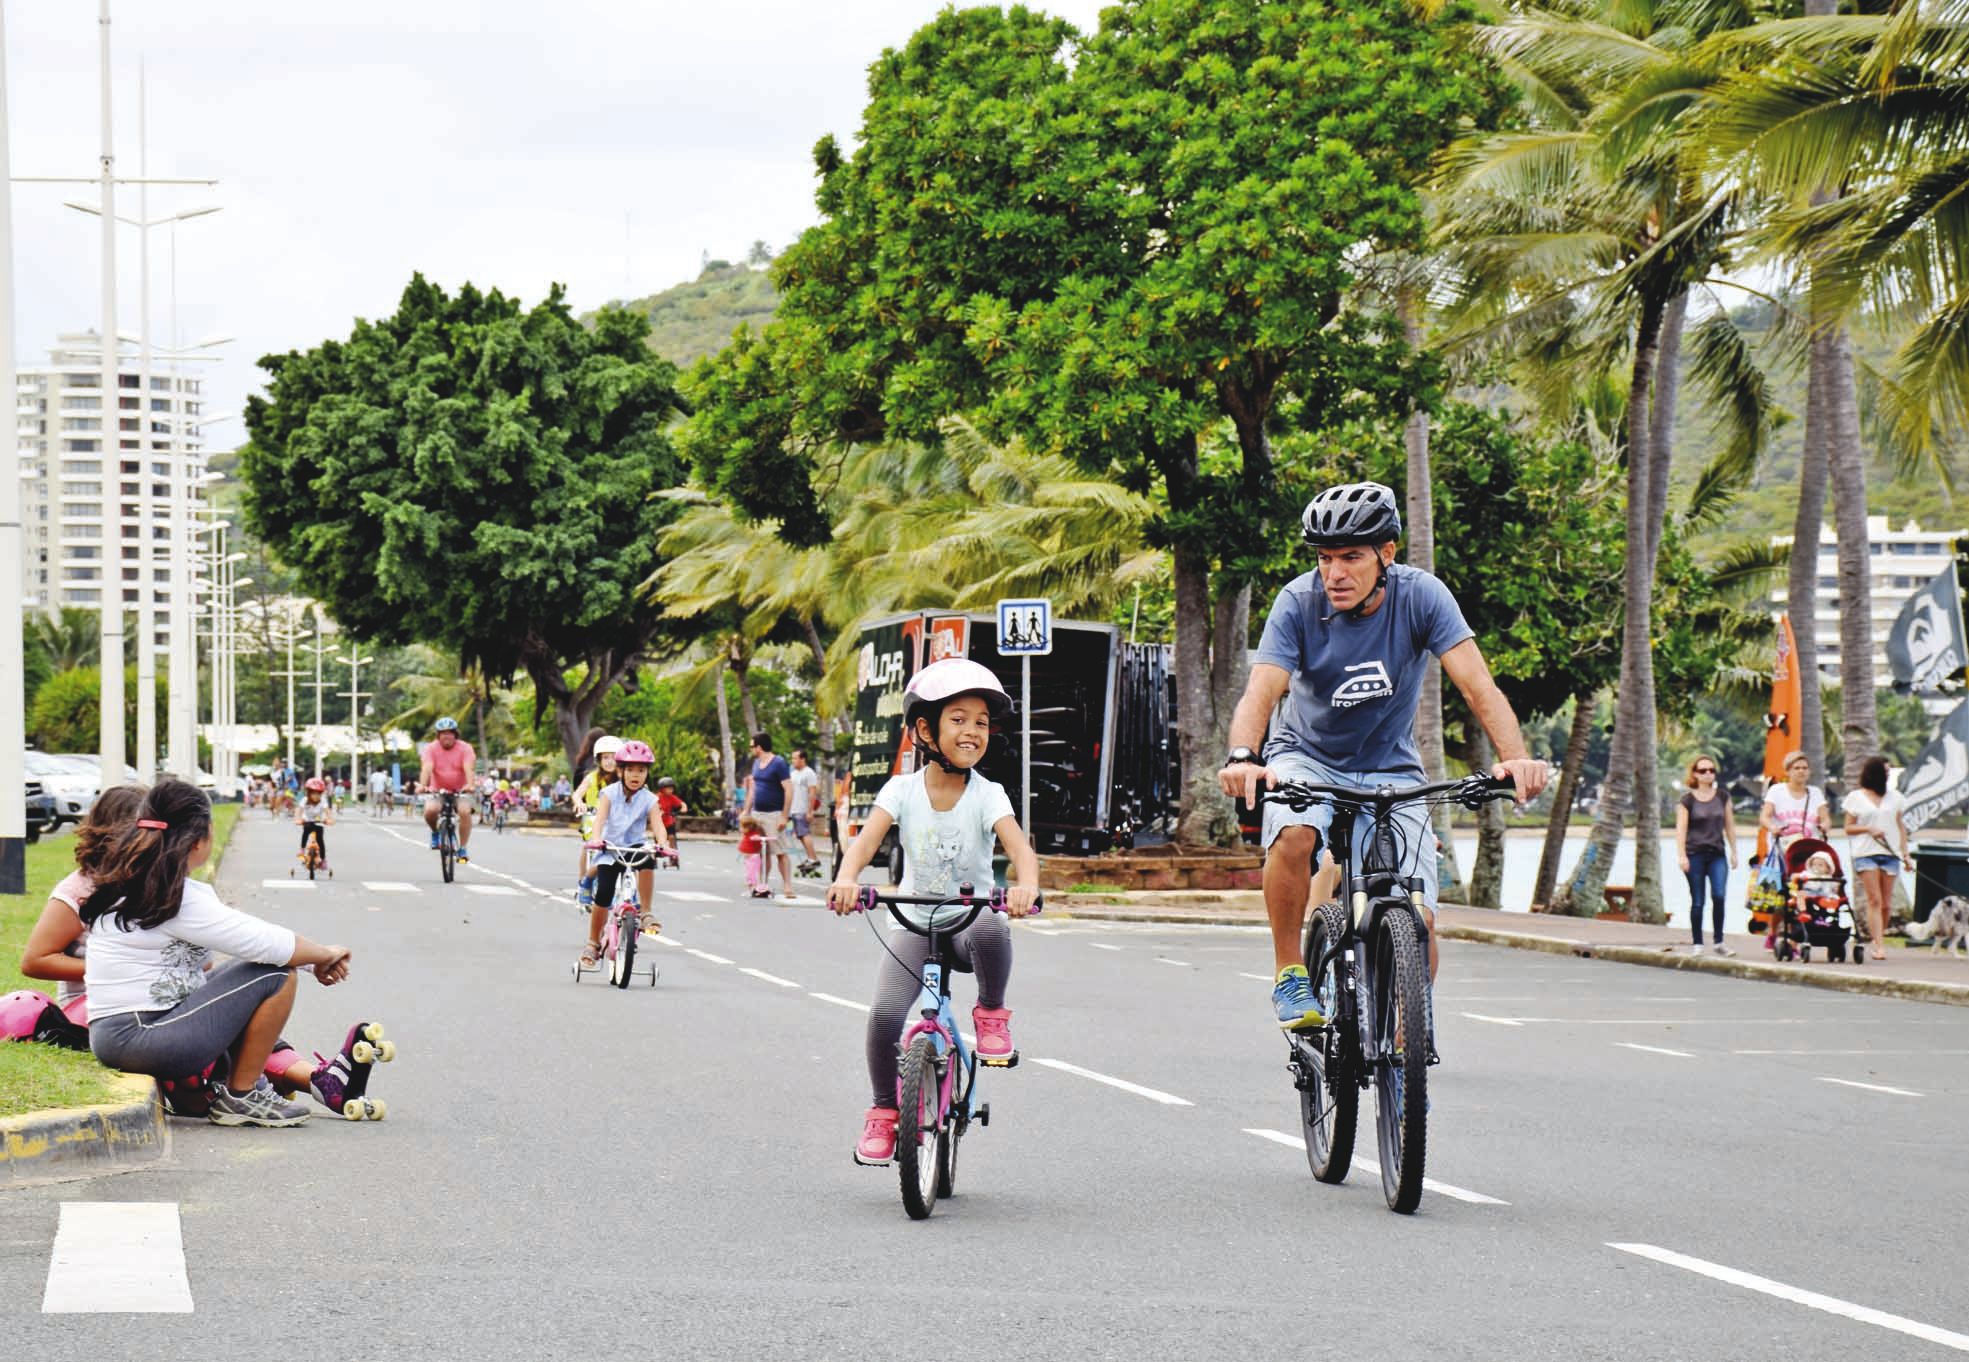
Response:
[874,769,1015,927]
[83,878,297,1019]
[1843,788,1906,859]
[369,770,387,794]
[1764,784,1827,841]
[789,765,820,817]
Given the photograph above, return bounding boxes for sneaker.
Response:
[456,849,470,864]
[1711,942,1736,957]
[1688,942,1708,956]
[973,1006,1015,1061]
[1272,966,1326,1031]
[778,894,800,904]
[208,1076,311,1127]
[429,832,440,849]
[854,1107,900,1166]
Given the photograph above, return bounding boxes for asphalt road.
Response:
[5,810,1967,1359]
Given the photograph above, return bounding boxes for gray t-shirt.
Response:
[1254,563,1474,776]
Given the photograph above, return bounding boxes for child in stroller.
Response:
[1771,839,1864,963]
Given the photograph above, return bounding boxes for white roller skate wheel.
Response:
[361,1023,386,1043]
[366,1098,386,1121]
[343,1101,366,1122]
[375,1040,397,1063]
[352,1040,376,1064]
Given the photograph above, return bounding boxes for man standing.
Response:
[742,733,797,902]
[1218,482,1549,1031]
[419,716,478,863]
[788,749,823,877]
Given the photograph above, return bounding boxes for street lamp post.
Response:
[269,619,311,769]
[304,622,335,778]
[95,0,123,779]
[340,648,372,794]
[0,0,27,893]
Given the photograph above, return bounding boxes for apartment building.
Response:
[16,330,212,648]
[1771,515,1965,686]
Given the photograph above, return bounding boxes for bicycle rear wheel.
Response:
[896,1034,942,1220]
[1299,902,1357,1183]
[1372,907,1429,1213]
[614,912,638,990]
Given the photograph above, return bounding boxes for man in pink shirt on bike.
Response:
[419,717,478,862]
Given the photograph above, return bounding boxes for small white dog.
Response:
[1905,896,1969,958]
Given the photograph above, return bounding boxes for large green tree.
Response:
[688,0,1503,843]
[240,276,689,769]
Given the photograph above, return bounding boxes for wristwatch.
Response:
[1224,747,1258,768]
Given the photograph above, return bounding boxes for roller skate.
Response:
[309,1021,395,1121]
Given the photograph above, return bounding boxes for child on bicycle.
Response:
[294,776,334,871]
[827,658,1039,1167]
[655,776,689,838]
[580,740,674,967]
[738,814,768,897]
[573,734,622,908]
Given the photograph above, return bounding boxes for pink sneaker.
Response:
[855,1107,899,1166]
[973,1005,1015,1062]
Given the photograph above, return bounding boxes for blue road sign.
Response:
[996,598,1052,656]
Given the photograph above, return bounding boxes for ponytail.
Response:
[82,779,214,932]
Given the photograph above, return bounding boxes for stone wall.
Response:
[1040,848,1264,893]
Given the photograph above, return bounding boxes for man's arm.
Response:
[1439,638,1549,801]
[1218,663,1293,805]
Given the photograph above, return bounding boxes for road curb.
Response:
[0,1073,170,1186]
[1046,905,1969,1009]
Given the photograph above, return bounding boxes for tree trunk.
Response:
[800,614,838,772]
[1646,291,1688,565]
[714,661,736,801]
[1561,293,1667,916]
[525,645,637,773]
[1533,694,1598,909]
[1174,541,1239,846]
[472,678,487,759]
[1824,325,1878,776]
[733,658,760,743]
[1401,285,1465,901]
[1790,332,1832,781]
[1461,731,1507,908]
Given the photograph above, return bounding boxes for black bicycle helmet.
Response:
[1301,482,1402,548]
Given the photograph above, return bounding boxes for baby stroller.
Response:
[1771,837,1861,963]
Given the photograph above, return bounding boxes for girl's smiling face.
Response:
[619,764,649,793]
[923,696,993,770]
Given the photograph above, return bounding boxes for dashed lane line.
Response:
[662,891,727,903]
[1462,1012,1525,1027]
[362,881,419,893]
[258,879,315,890]
[810,993,872,1012]
[1027,1057,1193,1107]
[1240,1129,1509,1206]
[1088,943,1124,952]
[686,948,734,966]
[1608,1243,1969,1352]
[1238,972,1273,982]
[739,967,802,989]
[1615,1043,1695,1058]
[1816,1076,1923,1097]
[1155,957,1193,968]
[465,884,524,897]
[42,1202,193,1313]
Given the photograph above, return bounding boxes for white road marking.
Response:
[739,967,801,988]
[1022,926,1063,936]
[1434,996,1540,1003]
[1088,943,1124,952]
[1462,1017,1818,1026]
[362,881,419,893]
[1155,957,1192,968]
[1607,1243,1969,1351]
[1238,971,1274,982]
[365,905,383,913]
[1615,1043,1695,1058]
[1816,1076,1923,1098]
[1029,1057,1193,1107]
[258,879,315,890]
[662,891,727,903]
[685,948,734,966]
[465,884,523,897]
[1736,1048,1969,1056]
[1240,1129,1509,1205]
[42,1202,193,1313]
[1462,1012,1525,1027]
[811,992,871,1012]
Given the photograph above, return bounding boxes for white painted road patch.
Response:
[43,1202,193,1313]
[662,891,727,903]
[465,884,523,897]
[1608,1242,1969,1351]
[362,881,420,893]
[259,878,315,890]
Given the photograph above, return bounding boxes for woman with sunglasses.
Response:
[1677,754,1740,955]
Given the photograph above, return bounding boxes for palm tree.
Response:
[28,608,101,672]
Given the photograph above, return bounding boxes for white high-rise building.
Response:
[16,330,212,647]
[1772,515,1966,686]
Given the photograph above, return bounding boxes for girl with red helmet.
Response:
[826,658,1040,1168]
[295,775,335,872]
[579,739,675,968]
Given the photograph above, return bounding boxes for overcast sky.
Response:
[7,0,1108,437]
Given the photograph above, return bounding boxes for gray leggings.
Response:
[865,912,1011,1107]
[90,960,292,1080]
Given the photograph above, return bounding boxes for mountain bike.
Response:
[434,792,464,883]
[848,883,1042,1220]
[292,822,330,880]
[1269,773,1516,1214]
[572,842,660,989]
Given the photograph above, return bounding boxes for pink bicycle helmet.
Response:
[615,740,655,765]
[903,658,1011,726]
[2,989,56,1042]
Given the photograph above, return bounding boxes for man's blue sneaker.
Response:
[456,849,470,864]
[1272,966,1327,1031]
[429,832,440,850]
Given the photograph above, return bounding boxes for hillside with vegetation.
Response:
[600,256,779,370]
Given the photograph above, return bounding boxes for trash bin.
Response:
[1911,840,1969,923]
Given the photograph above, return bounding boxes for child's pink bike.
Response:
[572,842,661,989]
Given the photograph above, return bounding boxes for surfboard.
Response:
[1750,616,1804,933]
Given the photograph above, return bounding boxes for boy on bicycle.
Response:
[295,776,335,870]
[827,658,1040,1167]
[1217,483,1549,1031]
[580,740,675,968]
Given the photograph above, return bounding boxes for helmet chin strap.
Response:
[914,721,974,780]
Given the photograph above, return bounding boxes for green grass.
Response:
[1,800,244,1118]
[1065,882,1127,895]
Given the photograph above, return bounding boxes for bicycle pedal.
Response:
[979,1052,1019,1069]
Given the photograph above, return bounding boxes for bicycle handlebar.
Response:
[847,883,1045,937]
[1267,773,1519,813]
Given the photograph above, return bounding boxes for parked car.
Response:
[44,754,145,822]
[24,779,59,842]
[25,751,97,826]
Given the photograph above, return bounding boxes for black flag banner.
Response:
[1899,696,1969,832]
[1886,563,1965,692]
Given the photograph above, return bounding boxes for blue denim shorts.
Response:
[1261,750,1438,909]
[1853,854,1901,875]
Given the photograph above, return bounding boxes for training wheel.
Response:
[571,961,583,982]
[375,1040,397,1063]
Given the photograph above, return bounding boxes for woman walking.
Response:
[1676,755,1738,955]
[1761,751,1832,848]
[1843,756,1909,961]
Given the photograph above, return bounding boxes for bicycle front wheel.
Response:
[896,1034,943,1220]
[1372,907,1430,1213]
[439,827,456,884]
[613,913,638,990]
[1299,901,1357,1184]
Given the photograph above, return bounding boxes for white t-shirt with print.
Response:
[874,769,1014,928]
[83,878,297,1019]
[1764,784,1826,841]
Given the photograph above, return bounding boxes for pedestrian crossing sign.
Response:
[996,599,1052,656]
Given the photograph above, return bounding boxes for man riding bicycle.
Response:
[1218,482,1550,1031]
[420,716,478,864]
